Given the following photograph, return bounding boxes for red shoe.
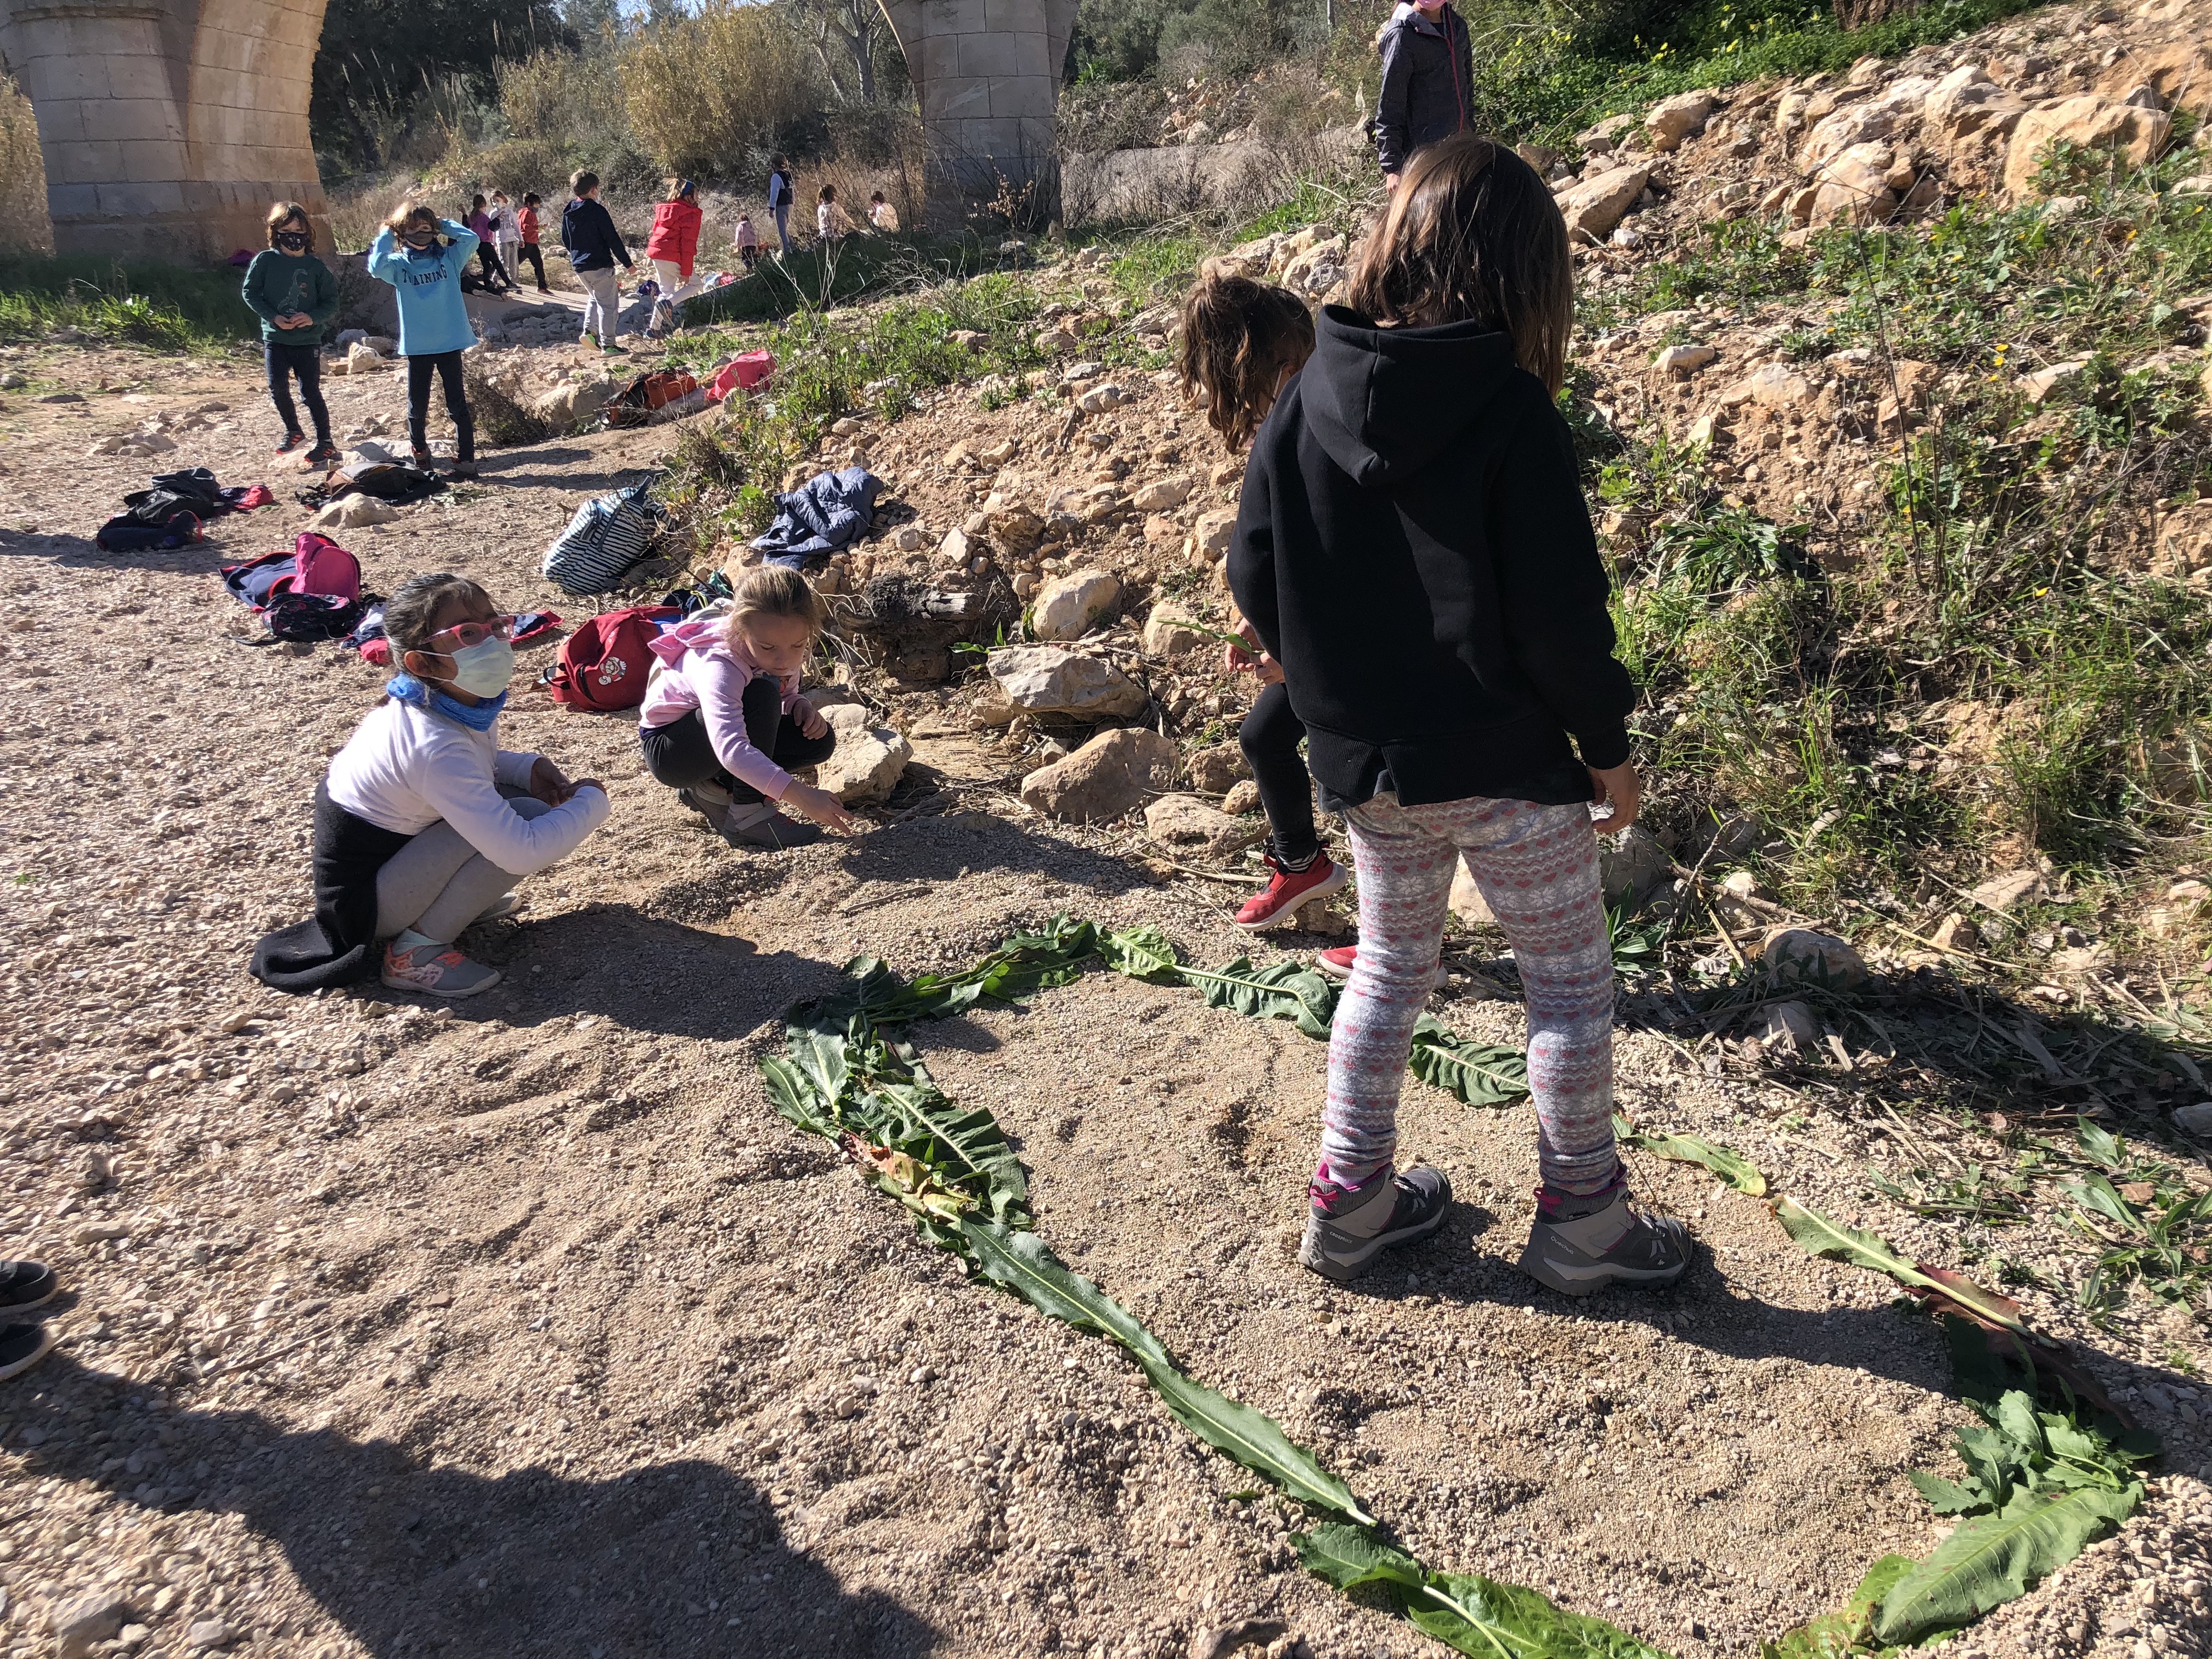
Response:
[1314,946,1358,981]
[1233,852,1347,930]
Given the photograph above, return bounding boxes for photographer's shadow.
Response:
[26,1357,940,1658]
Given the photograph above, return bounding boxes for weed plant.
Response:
[0,257,255,353]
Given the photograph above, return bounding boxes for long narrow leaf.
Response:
[956,1217,1167,1367]
[760,1054,836,1136]
[1294,1522,1427,1590]
[1872,1482,2141,1644]
[1760,1554,1916,1659]
[1409,1016,1531,1108]
[1411,1572,1675,1659]
[1773,1198,2029,1335]
[1615,1116,1769,1196]
[867,1079,1030,1225]
[1183,957,1339,1040]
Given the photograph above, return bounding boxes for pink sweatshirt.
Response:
[637,616,814,799]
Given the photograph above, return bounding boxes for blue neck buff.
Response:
[387,672,506,732]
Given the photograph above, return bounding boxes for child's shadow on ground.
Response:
[21,1356,941,1658]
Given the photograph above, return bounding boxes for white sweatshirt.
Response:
[326,698,610,874]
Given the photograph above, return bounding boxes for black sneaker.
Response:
[0,1323,54,1383]
[448,462,479,482]
[0,1259,56,1312]
[1299,1164,1452,1283]
[1516,1186,1691,1295]
[273,431,306,456]
[304,441,339,467]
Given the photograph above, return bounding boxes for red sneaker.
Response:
[1233,852,1347,930]
[1314,946,1358,981]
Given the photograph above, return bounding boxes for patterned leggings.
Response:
[1323,793,1620,1195]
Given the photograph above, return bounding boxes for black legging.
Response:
[476,242,512,290]
[637,682,837,806]
[1240,680,1319,867]
[514,244,547,289]
[264,341,330,445]
[405,350,473,464]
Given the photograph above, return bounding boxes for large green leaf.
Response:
[760,1054,837,1136]
[960,1220,1369,1521]
[1294,1522,1427,1590]
[1908,1470,1988,1515]
[784,1025,854,1119]
[863,1077,1031,1226]
[1873,1482,2141,1644]
[1409,1016,1532,1108]
[1760,1554,1916,1659]
[1772,1199,2029,1336]
[1099,924,1184,983]
[1184,956,1339,1040]
[1615,1116,1769,1196]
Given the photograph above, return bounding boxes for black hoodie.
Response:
[1225,304,1633,812]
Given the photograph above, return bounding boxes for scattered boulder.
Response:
[1222,778,1261,816]
[1186,743,1248,793]
[1020,727,1177,821]
[1280,235,1350,299]
[1599,824,1673,909]
[1807,144,1898,225]
[1192,507,1237,563]
[52,1598,129,1659]
[1448,862,1494,927]
[814,704,912,806]
[1141,604,1214,657]
[1760,927,1869,989]
[2002,95,2172,202]
[312,493,398,530]
[986,501,1046,555]
[1931,912,1981,952]
[1925,64,2027,142]
[1576,114,1639,155]
[1555,163,1655,244]
[984,645,1148,719]
[344,341,384,375]
[1144,792,1266,861]
[1644,89,1717,153]
[2020,358,2091,403]
[939,526,974,566]
[1655,343,1717,374]
[1130,476,1194,512]
[1028,571,1121,641]
[1967,867,2045,911]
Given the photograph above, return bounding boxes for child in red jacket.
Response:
[645,178,703,337]
[514,193,549,293]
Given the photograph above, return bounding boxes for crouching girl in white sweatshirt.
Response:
[251,572,611,998]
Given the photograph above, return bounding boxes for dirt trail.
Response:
[0,318,2207,1659]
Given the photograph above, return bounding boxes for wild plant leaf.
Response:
[1099,924,1183,983]
[956,1217,1169,1367]
[2074,1117,2124,1170]
[760,1054,837,1136]
[1294,1523,1426,1592]
[1908,1470,1988,1515]
[1408,1571,1677,1659]
[783,1026,854,1119]
[1953,1421,2025,1509]
[865,1079,1030,1226]
[1409,1016,1532,1108]
[2060,1174,2142,1233]
[841,1132,972,1223]
[1772,1199,2030,1335]
[1135,1355,1372,1524]
[1872,1481,2141,1645]
[1614,1116,1769,1196]
[1760,1555,1916,1659]
[1994,1391,2046,1463]
[1184,957,1338,1040]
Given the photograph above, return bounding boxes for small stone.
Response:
[1967,867,2044,911]
[1757,1000,1818,1049]
[938,526,972,566]
[1028,571,1121,640]
[1448,862,1494,927]
[51,1595,128,1659]
[1222,780,1261,816]
[813,706,912,806]
[984,645,1148,720]
[1655,343,1717,373]
[2171,1102,2212,1136]
[1140,604,1214,657]
[1719,869,1769,902]
[1185,743,1248,794]
[1644,89,1717,151]
[1192,507,1237,563]
[893,524,928,551]
[1128,476,1193,512]
[1020,728,1177,821]
[2021,358,2091,403]
[1598,825,1672,908]
[184,1618,233,1649]
[1144,793,1266,861]
[1931,912,1980,951]
[1761,927,1868,989]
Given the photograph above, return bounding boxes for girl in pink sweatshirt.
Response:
[637,567,856,851]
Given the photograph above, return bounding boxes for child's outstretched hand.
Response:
[1587,762,1642,834]
[782,781,856,833]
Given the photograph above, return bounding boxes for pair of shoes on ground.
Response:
[274,433,341,467]
[1,1259,59,1382]
[677,783,823,851]
[1299,1164,1691,1294]
[376,891,522,999]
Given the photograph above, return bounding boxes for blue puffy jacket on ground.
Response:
[367,219,479,357]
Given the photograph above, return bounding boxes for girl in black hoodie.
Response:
[1227,134,1691,1295]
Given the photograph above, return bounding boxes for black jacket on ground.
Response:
[1375,5,1474,176]
[561,196,631,271]
[1225,304,1634,812]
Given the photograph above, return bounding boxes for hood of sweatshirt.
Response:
[1302,304,1524,488]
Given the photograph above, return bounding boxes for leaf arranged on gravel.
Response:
[760,1054,837,1137]
[957,1218,1169,1365]
[1407,1015,1532,1108]
[1771,1199,2030,1335]
[1099,923,1184,982]
[1296,1523,1673,1659]
[1182,957,1339,1040]
[1758,1554,1915,1659]
[1614,1116,1769,1195]
[864,1073,1030,1226]
[1872,1482,2141,1645]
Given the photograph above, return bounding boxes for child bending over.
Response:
[1228,134,1689,1295]
[252,573,611,998]
[637,568,856,851]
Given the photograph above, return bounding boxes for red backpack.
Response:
[221,532,362,607]
[546,605,678,712]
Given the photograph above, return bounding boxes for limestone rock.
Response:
[1644,90,1716,153]
[1925,64,2026,142]
[1020,727,1177,821]
[2003,96,2172,201]
[1967,868,2045,911]
[2096,38,2212,120]
[1144,793,1266,861]
[1035,325,1079,356]
[345,341,384,374]
[985,645,1148,718]
[1556,163,1655,244]
[1141,605,1213,656]
[815,704,912,806]
[1760,927,1868,989]
[1599,825,1673,909]
[1130,476,1194,512]
[1655,343,1717,373]
[1808,145,1899,225]
[986,502,1045,554]
[1222,779,1261,816]
[939,526,973,566]
[1734,363,1814,408]
[312,493,398,529]
[1576,114,1639,155]
[1029,571,1121,641]
[2020,358,2091,403]
[1076,382,1128,414]
[1186,743,1248,793]
[1757,1000,1819,1049]
[52,1596,128,1659]
[1448,861,1494,927]
[1280,235,1350,299]
[1193,507,1237,563]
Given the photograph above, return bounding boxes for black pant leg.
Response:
[518,245,546,287]
[265,341,301,436]
[771,714,838,772]
[638,710,730,790]
[405,354,433,454]
[434,350,473,463]
[1240,680,1319,866]
[291,347,330,444]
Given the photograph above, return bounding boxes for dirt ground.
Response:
[0,316,2209,1659]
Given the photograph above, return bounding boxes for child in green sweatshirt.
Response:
[241,202,340,464]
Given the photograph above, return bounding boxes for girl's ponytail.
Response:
[1177,275,1316,453]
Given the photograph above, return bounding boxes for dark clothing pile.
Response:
[1375,5,1474,176]
[95,469,273,551]
[249,781,411,991]
[1225,304,1631,814]
[561,197,630,272]
[750,465,882,565]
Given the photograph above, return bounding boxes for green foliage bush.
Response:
[0,257,253,352]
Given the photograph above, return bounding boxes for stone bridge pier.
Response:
[0,0,329,262]
[880,0,1077,224]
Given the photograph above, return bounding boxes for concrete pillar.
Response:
[0,0,329,262]
[879,0,1077,227]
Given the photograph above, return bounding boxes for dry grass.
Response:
[0,75,53,256]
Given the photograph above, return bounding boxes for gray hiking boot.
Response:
[1299,1164,1453,1283]
[1516,1186,1691,1295]
[677,783,733,832]
[721,808,824,851]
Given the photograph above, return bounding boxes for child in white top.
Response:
[816,184,847,246]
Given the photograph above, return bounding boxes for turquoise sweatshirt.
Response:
[241,250,339,348]
[366,219,480,357]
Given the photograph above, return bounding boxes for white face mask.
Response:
[441,636,515,697]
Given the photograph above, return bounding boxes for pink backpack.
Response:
[706,350,775,404]
[219,533,362,608]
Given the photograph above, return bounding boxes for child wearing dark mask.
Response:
[251,573,611,998]
[240,201,338,465]
[368,202,481,480]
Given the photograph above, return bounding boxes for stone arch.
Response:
[878,0,1078,223]
[0,0,328,261]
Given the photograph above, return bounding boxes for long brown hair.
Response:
[1345,133,1573,396]
[1177,276,1315,452]
[728,566,826,645]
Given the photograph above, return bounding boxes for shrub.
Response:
[498,48,629,149]
[620,2,824,178]
[0,76,50,256]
